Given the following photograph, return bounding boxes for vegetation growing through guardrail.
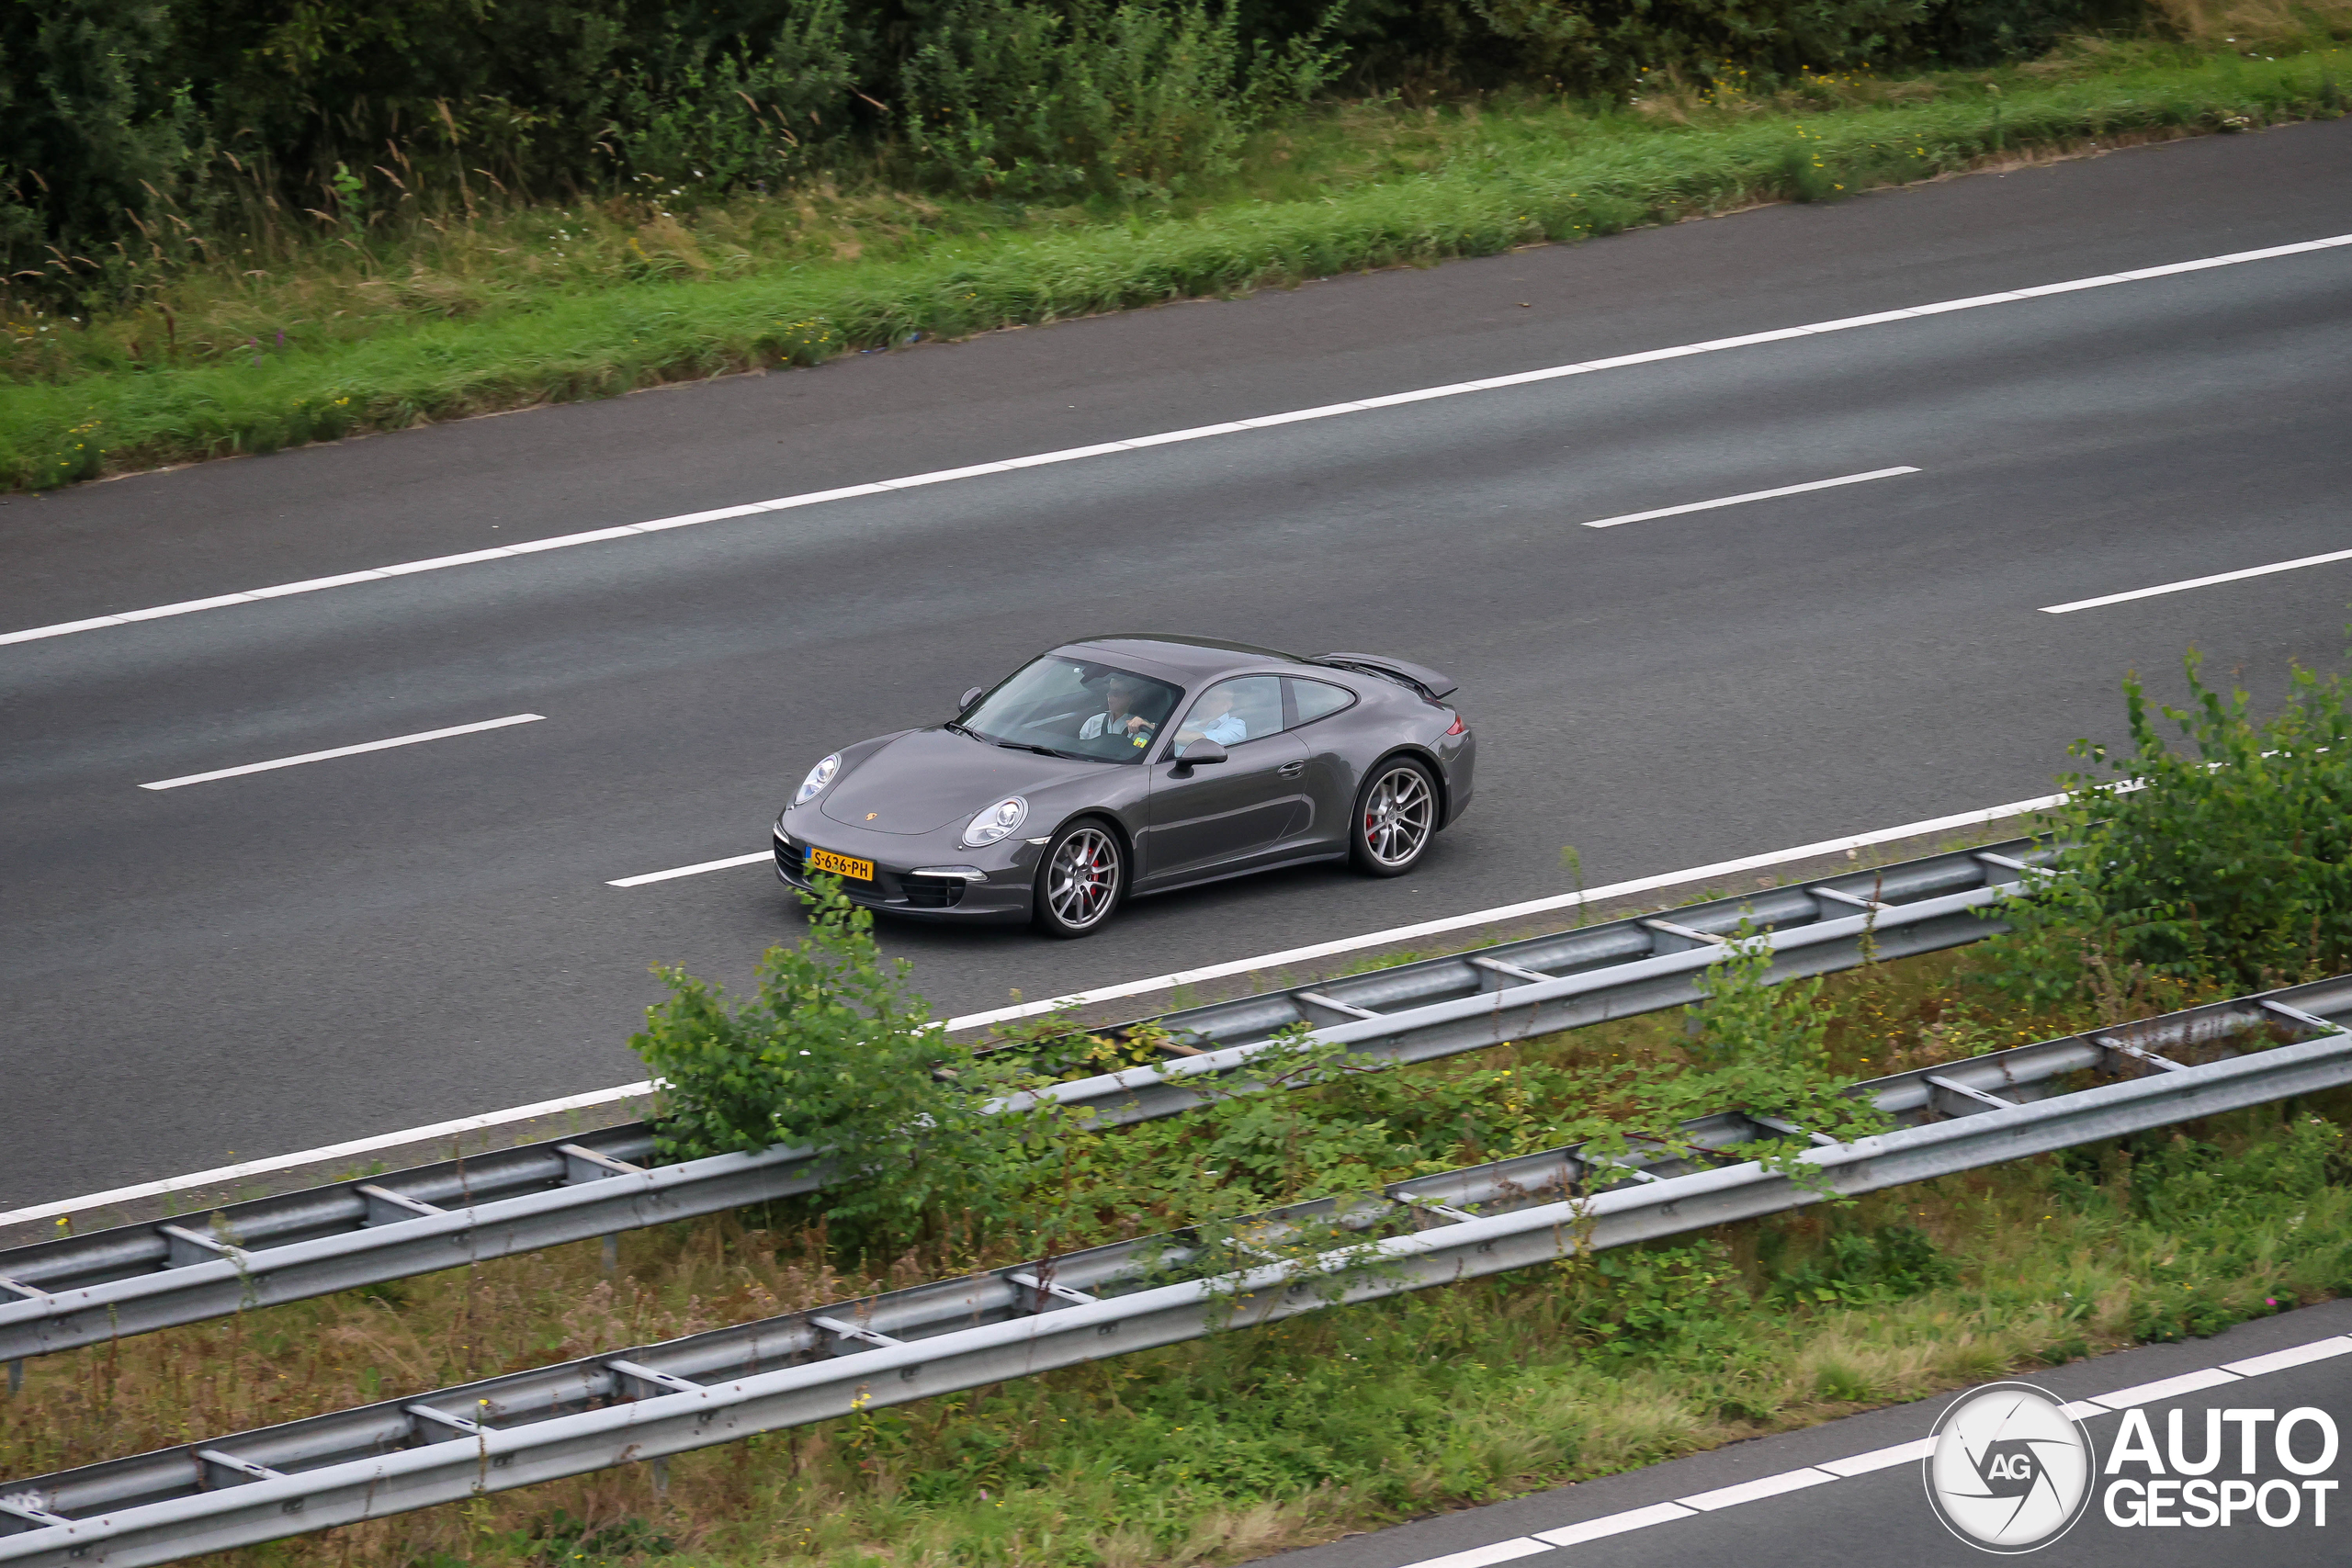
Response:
[631,883,1019,1251]
[627,887,1898,1270]
[3,950,2339,1567]
[1992,649,2352,1002]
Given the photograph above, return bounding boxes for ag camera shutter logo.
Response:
[1924,1382,2097,1552]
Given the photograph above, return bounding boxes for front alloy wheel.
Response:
[1350,759,1437,876]
[1035,820,1124,937]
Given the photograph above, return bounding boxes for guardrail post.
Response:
[6,1359,18,1395]
[601,1234,618,1275]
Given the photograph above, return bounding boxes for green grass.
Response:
[4,42,2346,493]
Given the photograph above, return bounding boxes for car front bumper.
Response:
[773,819,1036,922]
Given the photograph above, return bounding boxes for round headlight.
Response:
[794,753,842,806]
[962,795,1028,847]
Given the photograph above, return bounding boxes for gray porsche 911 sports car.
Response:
[774,635,1476,937]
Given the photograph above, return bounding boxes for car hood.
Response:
[819,728,1103,834]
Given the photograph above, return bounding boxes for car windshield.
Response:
[960,655,1183,763]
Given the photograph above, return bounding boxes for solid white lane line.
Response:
[1818,1438,1934,1477]
[1676,1468,1838,1509]
[137,714,545,791]
[2040,546,2352,613]
[10,787,2066,1230]
[2086,1366,2244,1410]
[0,1081,662,1230]
[8,233,2347,652]
[1578,467,1919,529]
[1532,1501,1698,1546]
[607,851,773,887]
[2222,1336,2352,1379]
[1392,1540,1555,1568]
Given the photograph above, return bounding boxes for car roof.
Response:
[1057,634,1308,682]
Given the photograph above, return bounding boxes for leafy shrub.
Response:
[1660,929,1888,1166]
[630,878,1005,1249]
[1990,650,2352,1004]
[1917,0,2149,62]
[1562,1238,1751,1356]
[2128,1115,2347,1230]
[899,0,1340,198]
[1691,926,1832,1074]
[1764,1223,1959,1306]
[1465,0,1930,87]
[0,0,211,298]
[613,6,861,192]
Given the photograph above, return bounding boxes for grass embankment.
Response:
[5,946,2347,1568]
[4,42,2346,492]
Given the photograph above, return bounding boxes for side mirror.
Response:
[1171,739,1227,775]
[959,686,985,711]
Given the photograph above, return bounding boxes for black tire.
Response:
[1349,757,1440,877]
[1033,818,1125,938]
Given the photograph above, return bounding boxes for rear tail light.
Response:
[1443,714,1467,736]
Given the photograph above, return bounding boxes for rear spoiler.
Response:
[1314,652,1459,703]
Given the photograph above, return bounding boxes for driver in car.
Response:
[1173,685,1248,755]
[1078,673,1159,750]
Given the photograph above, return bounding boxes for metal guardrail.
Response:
[5,972,2346,1566]
[0,836,2054,1364]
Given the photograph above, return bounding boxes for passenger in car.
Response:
[1174,684,1250,754]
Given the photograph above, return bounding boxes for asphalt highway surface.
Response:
[5,120,2350,1211]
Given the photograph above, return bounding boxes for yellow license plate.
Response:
[807,847,875,882]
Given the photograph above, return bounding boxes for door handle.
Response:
[1278,761,1306,777]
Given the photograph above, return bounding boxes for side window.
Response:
[1173,675,1283,754]
[1285,677,1356,730]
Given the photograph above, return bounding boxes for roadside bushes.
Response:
[1991,651,2352,1009]
[630,879,1011,1251]
[0,0,213,299]
[610,4,864,193]
[0,0,2188,309]
[1464,0,1929,89]
[900,0,1342,197]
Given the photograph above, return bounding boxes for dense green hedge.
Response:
[2,0,2137,303]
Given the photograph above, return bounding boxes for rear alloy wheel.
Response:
[1350,758,1438,876]
[1034,820,1125,938]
